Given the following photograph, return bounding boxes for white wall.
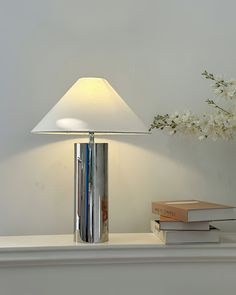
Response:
[1,0,236,235]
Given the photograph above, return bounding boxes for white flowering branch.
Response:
[149,70,236,140]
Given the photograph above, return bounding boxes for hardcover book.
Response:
[155,216,210,231]
[150,220,220,244]
[152,200,236,222]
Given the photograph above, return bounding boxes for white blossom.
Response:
[149,71,236,141]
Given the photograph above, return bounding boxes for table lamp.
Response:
[32,77,148,243]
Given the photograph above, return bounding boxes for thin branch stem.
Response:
[206,99,232,116]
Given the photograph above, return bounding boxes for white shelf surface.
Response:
[0,232,236,267]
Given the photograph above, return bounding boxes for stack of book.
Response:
[151,200,236,244]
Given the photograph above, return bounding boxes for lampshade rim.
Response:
[31,130,151,135]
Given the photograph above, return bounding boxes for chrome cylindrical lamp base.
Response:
[74,143,108,243]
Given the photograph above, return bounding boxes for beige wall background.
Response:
[1,0,236,235]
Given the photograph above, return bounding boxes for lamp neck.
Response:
[89,132,95,144]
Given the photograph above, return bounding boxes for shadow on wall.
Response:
[1,126,236,195]
[0,129,87,163]
[118,132,236,202]
[1,120,236,203]
[1,123,236,234]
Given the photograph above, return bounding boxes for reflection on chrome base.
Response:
[74,143,108,243]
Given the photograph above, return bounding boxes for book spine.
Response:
[152,203,188,222]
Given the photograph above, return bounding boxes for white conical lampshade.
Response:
[32,77,148,134]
